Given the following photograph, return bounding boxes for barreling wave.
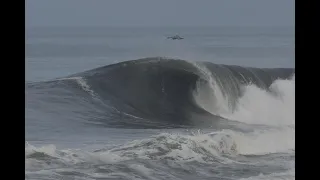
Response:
[26,57,294,128]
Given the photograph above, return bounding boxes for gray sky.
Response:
[26,0,294,27]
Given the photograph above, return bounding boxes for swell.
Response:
[26,57,294,128]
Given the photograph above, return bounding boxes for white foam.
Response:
[100,126,293,165]
[107,132,238,164]
[25,127,294,178]
[25,142,130,171]
[88,150,130,163]
[25,142,57,157]
[239,168,295,180]
[25,142,86,170]
[25,143,58,170]
[224,75,295,126]
[219,128,295,155]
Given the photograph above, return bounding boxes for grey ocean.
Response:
[25,27,295,180]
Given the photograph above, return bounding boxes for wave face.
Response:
[26,57,294,128]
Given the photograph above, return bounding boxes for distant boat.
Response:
[167,35,184,40]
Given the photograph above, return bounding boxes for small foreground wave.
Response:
[26,127,294,180]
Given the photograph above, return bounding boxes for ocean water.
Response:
[25,27,295,180]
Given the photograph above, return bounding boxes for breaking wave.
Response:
[26,57,294,128]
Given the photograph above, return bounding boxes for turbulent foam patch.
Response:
[26,125,295,179]
[25,142,84,170]
[221,128,294,155]
[108,132,238,163]
[25,131,239,169]
[239,169,295,180]
[224,75,295,126]
[26,128,294,168]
